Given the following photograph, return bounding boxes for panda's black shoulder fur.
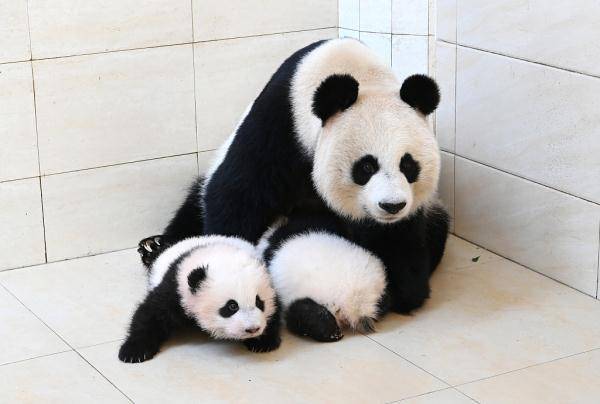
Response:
[201,40,329,243]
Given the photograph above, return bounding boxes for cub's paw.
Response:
[286,298,344,342]
[137,235,166,267]
[118,338,159,363]
[244,334,281,353]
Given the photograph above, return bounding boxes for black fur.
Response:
[352,155,379,186]
[400,74,440,116]
[163,178,205,244]
[138,235,171,267]
[400,153,421,183]
[187,266,207,293]
[201,40,328,243]
[244,296,282,353]
[286,298,343,342]
[312,74,359,125]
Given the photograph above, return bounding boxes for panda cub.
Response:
[259,211,389,342]
[119,236,281,363]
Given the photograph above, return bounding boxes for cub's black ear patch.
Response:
[188,266,207,293]
[312,74,359,125]
[400,74,440,116]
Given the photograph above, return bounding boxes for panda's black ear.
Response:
[188,266,207,293]
[312,74,359,126]
[400,74,440,116]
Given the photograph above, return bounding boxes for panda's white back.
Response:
[269,232,387,329]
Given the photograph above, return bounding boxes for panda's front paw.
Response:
[118,338,160,363]
[243,334,281,353]
[137,235,166,267]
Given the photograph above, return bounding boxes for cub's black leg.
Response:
[137,235,169,268]
[118,291,175,363]
[425,203,450,273]
[286,298,342,342]
[244,301,282,353]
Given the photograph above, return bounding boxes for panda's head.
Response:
[311,74,441,224]
[176,242,277,340]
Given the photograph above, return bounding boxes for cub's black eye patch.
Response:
[255,295,265,311]
[219,299,239,318]
[352,155,379,186]
[400,153,420,183]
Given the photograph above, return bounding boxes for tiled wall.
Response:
[0,0,337,271]
[338,0,434,81]
[435,0,600,297]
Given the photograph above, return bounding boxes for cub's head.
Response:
[176,242,276,340]
[311,74,441,224]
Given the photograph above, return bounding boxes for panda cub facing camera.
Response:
[119,236,281,363]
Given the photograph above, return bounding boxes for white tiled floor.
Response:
[2,235,600,403]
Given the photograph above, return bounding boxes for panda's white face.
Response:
[176,244,277,340]
[312,89,440,223]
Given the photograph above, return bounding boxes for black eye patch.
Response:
[352,155,379,186]
[400,153,420,183]
[255,295,265,311]
[219,299,239,318]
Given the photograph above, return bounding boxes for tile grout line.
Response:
[451,154,599,207]
[0,27,337,65]
[362,333,452,388]
[25,0,48,264]
[452,346,600,390]
[0,349,74,368]
[596,225,600,298]
[190,0,200,168]
[0,283,134,403]
[451,232,600,300]
[389,387,480,403]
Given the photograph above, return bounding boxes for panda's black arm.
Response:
[243,298,282,353]
[118,288,181,363]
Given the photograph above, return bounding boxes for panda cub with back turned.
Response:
[119,236,281,363]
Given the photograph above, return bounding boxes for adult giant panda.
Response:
[154,37,448,317]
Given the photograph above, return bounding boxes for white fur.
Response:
[269,232,386,330]
[291,38,440,223]
[149,236,276,340]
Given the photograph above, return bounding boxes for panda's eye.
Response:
[255,295,265,311]
[399,153,421,183]
[219,299,239,318]
[352,155,379,186]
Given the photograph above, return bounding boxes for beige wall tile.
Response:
[392,34,428,81]
[439,151,454,231]
[0,0,30,63]
[0,286,68,365]
[457,0,600,76]
[0,179,45,271]
[456,47,600,203]
[197,150,216,176]
[34,45,196,175]
[193,0,337,41]
[360,0,392,33]
[0,249,146,348]
[0,351,128,403]
[459,349,600,404]
[402,389,476,404]
[28,0,192,58]
[455,157,600,296]
[434,41,455,152]
[42,154,198,261]
[436,0,456,42]
[339,0,360,30]
[194,29,337,151]
[0,62,38,182]
[392,0,429,35]
[360,32,392,66]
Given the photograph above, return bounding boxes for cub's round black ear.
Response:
[312,74,359,126]
[400,74,440,116]
[188,266,207,293]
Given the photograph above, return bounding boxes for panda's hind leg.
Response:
[286,298,343,342]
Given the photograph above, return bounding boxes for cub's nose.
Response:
[245,326,260,334]
[378,201,406,214]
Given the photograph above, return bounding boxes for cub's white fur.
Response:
[150,236,276,340]
[269,232,387,330]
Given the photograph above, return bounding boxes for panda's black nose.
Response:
[245,327,260,334]
[379,201,406,214]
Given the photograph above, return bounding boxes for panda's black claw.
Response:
[137,235,168,267]
[118,338,159,363]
